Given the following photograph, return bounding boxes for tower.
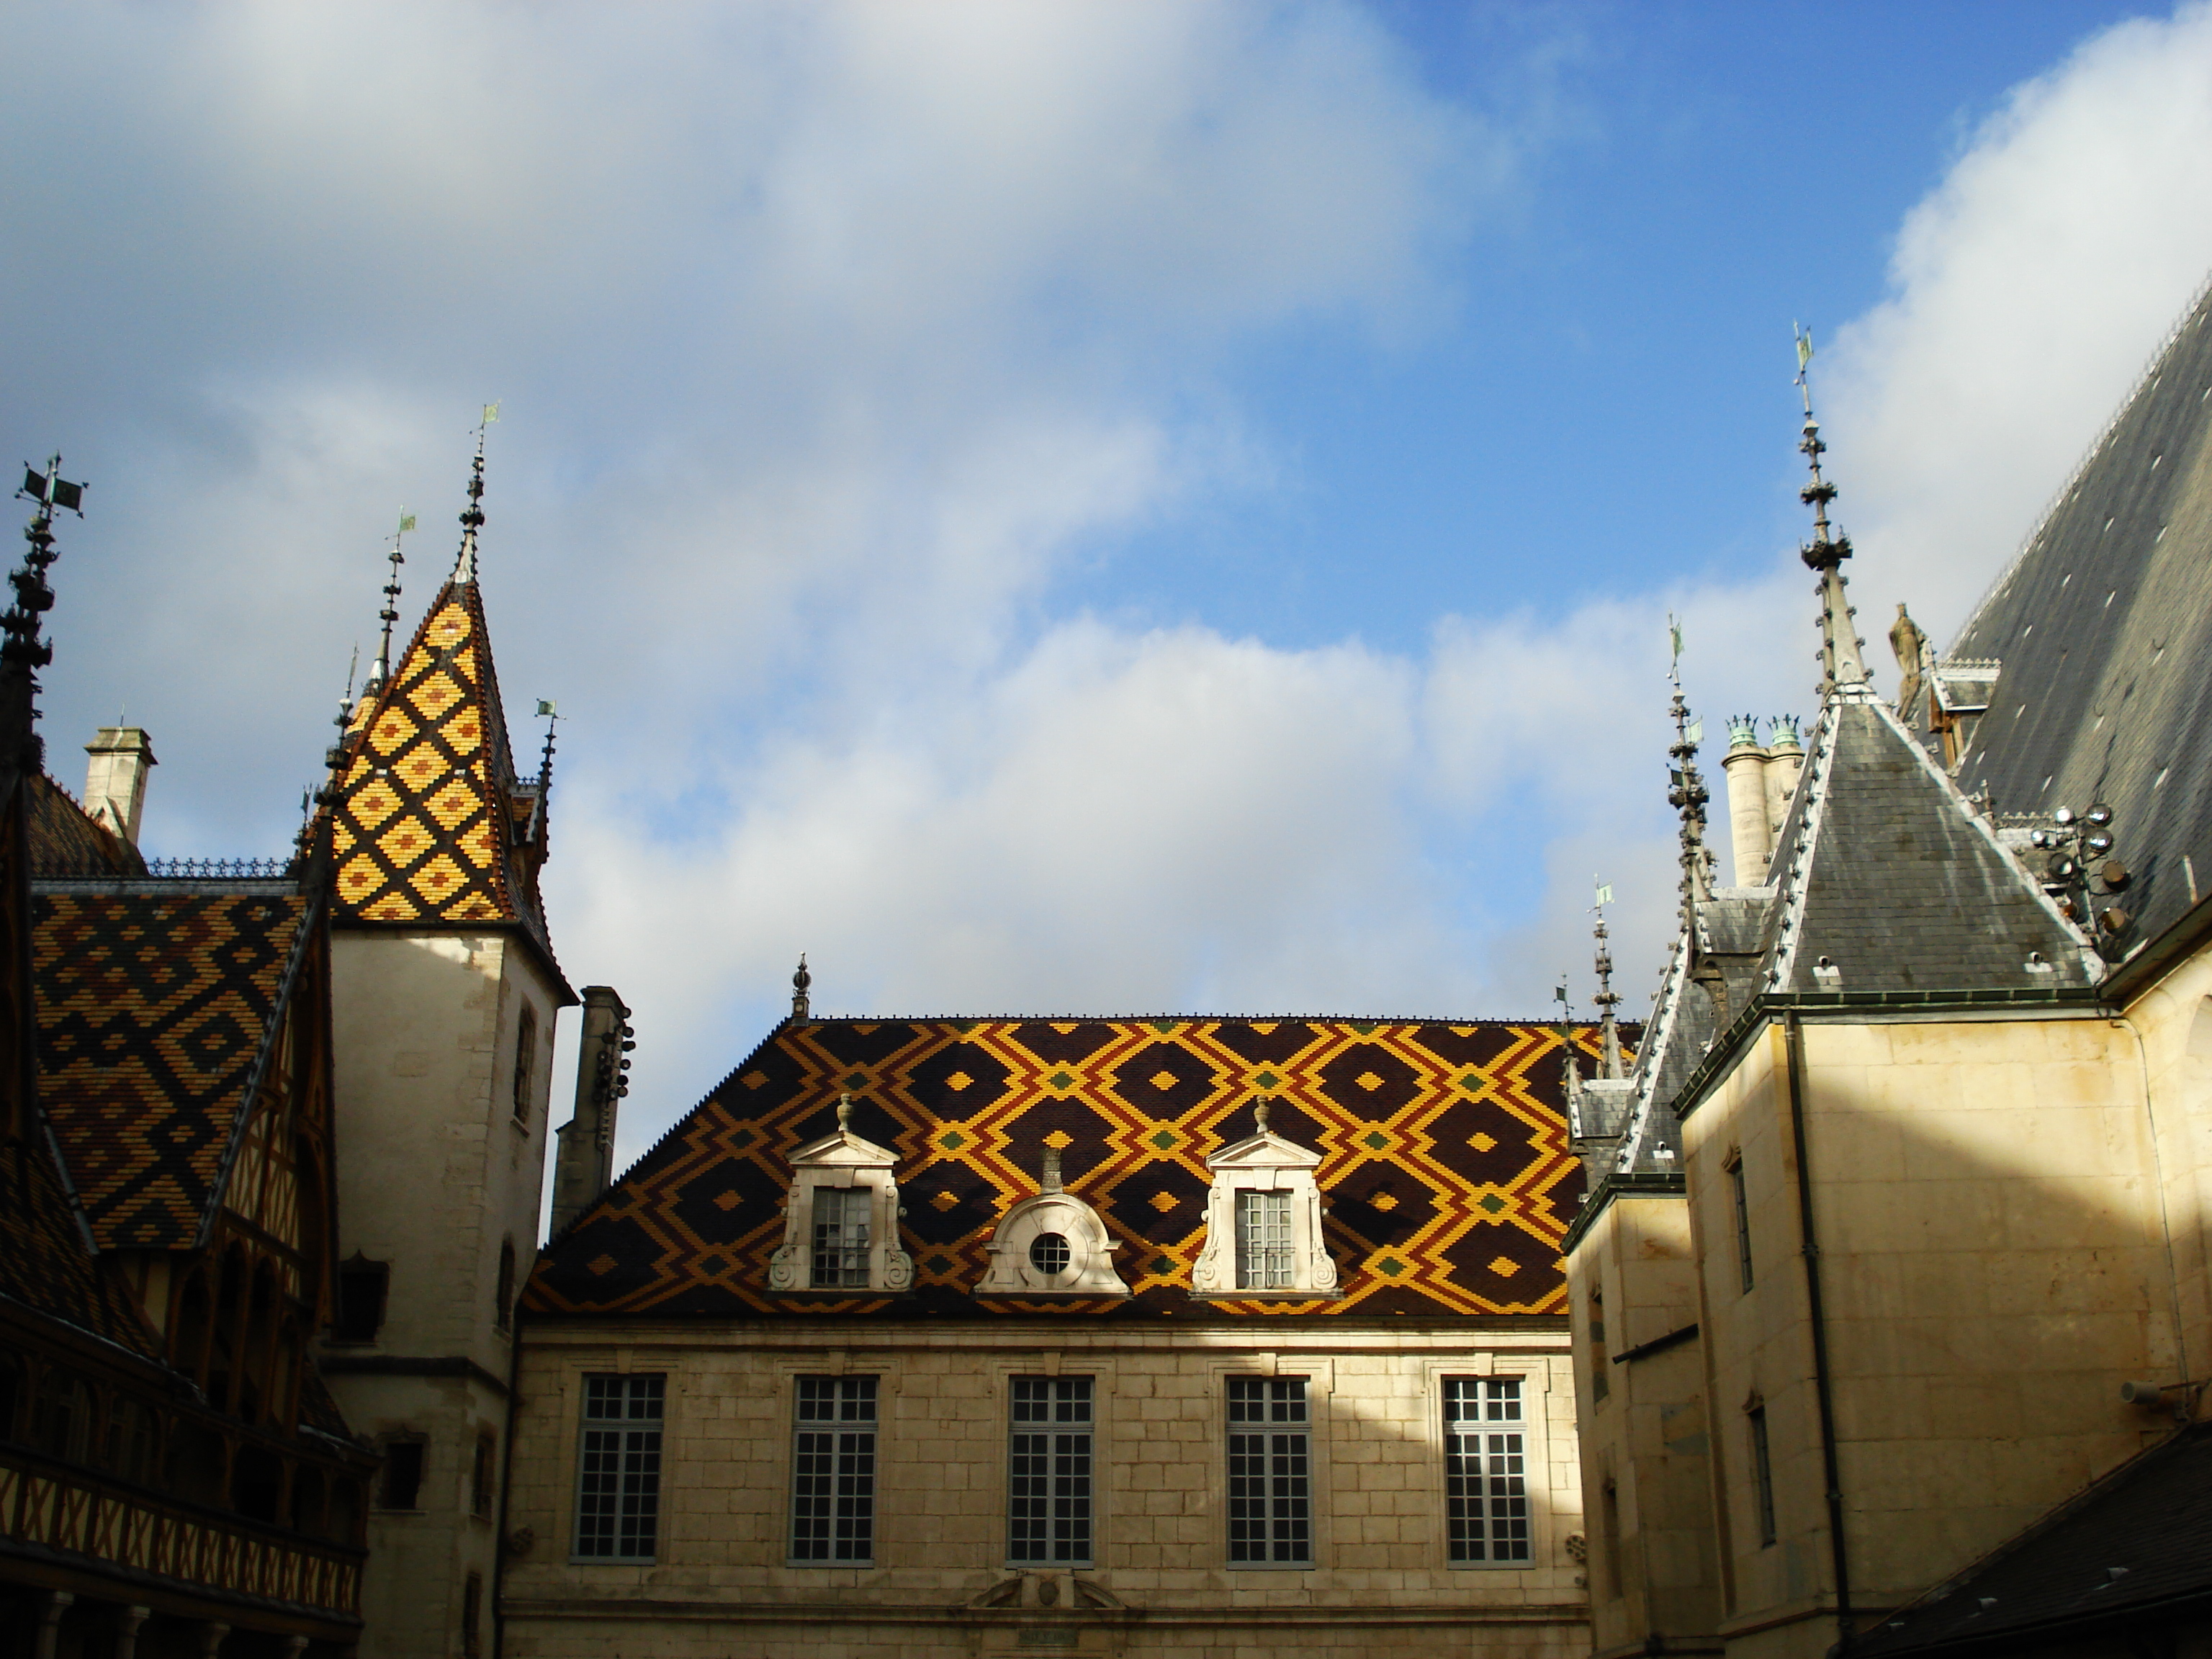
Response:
[313,431,575,1659]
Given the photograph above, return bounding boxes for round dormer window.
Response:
[1028,1233,1071,1275]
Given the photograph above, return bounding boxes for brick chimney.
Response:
[84,727,157,845]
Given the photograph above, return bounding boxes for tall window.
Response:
[333,1256,389,1344]
[811,1189,871,1287]
[574,1375,664,1562]
[791,1376,877,1564]
[1728,1152,1755,1293]
[1445,1378,1531,1563]
[1748,1405,1776,1547]
[1009,1377,1093,1566]
[1235,1190,1294,1290]
[462,1571,483,1659]
[377,1437,426,1511]
[512,1006,537,1123]
[1227,1377,1310,1565]
[472,1434,498,1517]
[1588,1286,1609,1403]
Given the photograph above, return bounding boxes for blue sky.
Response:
[4,1,2209,1170]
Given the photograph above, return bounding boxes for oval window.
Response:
[1028,1233,1071,1276]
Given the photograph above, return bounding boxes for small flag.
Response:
[1686,717,1703,747]
[1795,323,1815,373]
[482,402,500,426]
[1594,884,1613,907]
[397,512,416,534]
[536,700,557,717]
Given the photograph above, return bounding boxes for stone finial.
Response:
[1254,1097,1271,1135]
[791,953,811,1020]
[1042,1146,1063,1194]
[836,1092,853,1133]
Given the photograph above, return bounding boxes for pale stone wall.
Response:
[323,931,565,1659]
[1682,1015,2174,1659]
[2121,940,2212,1377]
[500,1321,1590,1658]
[1566,1193,1720,1658]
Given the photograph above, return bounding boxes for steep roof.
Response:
[326,572,557,966]
[34,879,320,1250]
[1761,695,2096,994]
[26,771,143,875]
[527,1016,1619,1322]
[1941,278,2212,955]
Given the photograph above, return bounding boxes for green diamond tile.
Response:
[1254,1070,1280,1089]
[1376,1256,1405,1277]
[1364,1130,1390,1151]
[1151,1129,1178,1151]
[1478,1194,1507,1214]
[1049,1069,1075,1089]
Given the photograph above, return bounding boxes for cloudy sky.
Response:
[8,1,2212,1175]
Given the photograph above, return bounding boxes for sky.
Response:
[6,1,2212,1182]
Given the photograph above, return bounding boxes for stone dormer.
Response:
[768,1094,914,1295]
[976,1148,1129,1298]
[1191,1099,1338,1298]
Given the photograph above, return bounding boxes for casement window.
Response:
[1192,1100,1337,1298]
[791,1376,878,1564]
[573,1375,664,1562]
[810,1188,871,1288]
[1445,1377,1531,1563]
[1227,1377,1311,1565]
[1748,1404,1776,1547]
[1727,1150,1755,1293]
[1008,1377,1093,1566]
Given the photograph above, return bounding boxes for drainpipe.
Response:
[1783,1012,1854,1652]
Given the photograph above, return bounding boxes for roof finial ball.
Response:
[1254,1096,1272,1135]
[791,953,811,1020]
[836,1092,853,1133]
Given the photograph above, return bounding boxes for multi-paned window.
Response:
[1727,1149,1754,1292]
[1445,1377,1531,1563]
[1227,1377,1310,1565]
[574,1375,664,1562]
[810,1189,871,1288]
[791,1376,877,1563]
[1008,1377,1093,1565]
[1234,1190,1294,1290]
[1749,1404,1776,1547]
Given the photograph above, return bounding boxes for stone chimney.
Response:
[1719,716,1772,887]
[550,986,632,1236]
[84,727,157,845]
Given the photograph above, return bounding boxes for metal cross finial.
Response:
[1667,678,1716,933]
[452,408,496,585]
[364,512,413,700]
[1590,879,1624,1080]
[791,953,812,1020]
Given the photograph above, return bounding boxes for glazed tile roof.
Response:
[34,883,318,1250]
[326,573,553,956]
[27,772,143,874]
[528,1015,1629,1322]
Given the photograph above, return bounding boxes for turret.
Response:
[551,987,634,1236]
[1720,716,1771,887]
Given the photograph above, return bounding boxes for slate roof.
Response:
[1760,695,2095,995]
[527,1016,1629,1322]
[33,881,320,1250]
[1851,1421,2212,1656]
[27,771,144,875]
[325,568,558,973]
[1938,277,2212,956]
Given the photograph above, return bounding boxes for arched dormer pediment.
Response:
[1192,1098,1339,1298]
[768,1094,914,1295]
[977,1151,1129,1298]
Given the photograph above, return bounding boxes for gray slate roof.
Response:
[1942,279,2212,954]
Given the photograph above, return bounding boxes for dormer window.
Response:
[768,1094,914,1295]
[978,1149,1129,1298]
[1192,1098,1338,1298]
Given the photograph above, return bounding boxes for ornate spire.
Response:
[4,457,84,775]
[451,405,495,586]
[1666,666,1715,935]
[791,953,811,1020]
[1794,333,1869,698]
[1591,886,1624,1080]
[362,511,411,701]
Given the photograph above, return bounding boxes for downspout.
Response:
[1782,1012,1853,1651]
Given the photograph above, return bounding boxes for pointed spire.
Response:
[1666,664,1715,935]
[1591,887,1624,1080]
[362,513,412,701]
[4,455,83,777]
[791,953,811,1020]
[1794,342,1869,698]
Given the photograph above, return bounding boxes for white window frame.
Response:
[1444,1376,1532,1565]
[1006,1376,1095,1567]
[1226,1375,1314,1568]
[1192,1101,1336,1298]
[788,1375,879,1566]
[570,1373,665,1564]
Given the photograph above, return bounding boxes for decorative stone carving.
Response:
[976,1148,1129,1297]
[768,1094,913,1293]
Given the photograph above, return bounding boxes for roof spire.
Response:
[1665,636,1715,933]
[1794,327,1869,699]
[1591,881,1624,1079]
[5,455,85,775]
[452,403,498,586]
[791,953,811,1020]
[362,511,413,701]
